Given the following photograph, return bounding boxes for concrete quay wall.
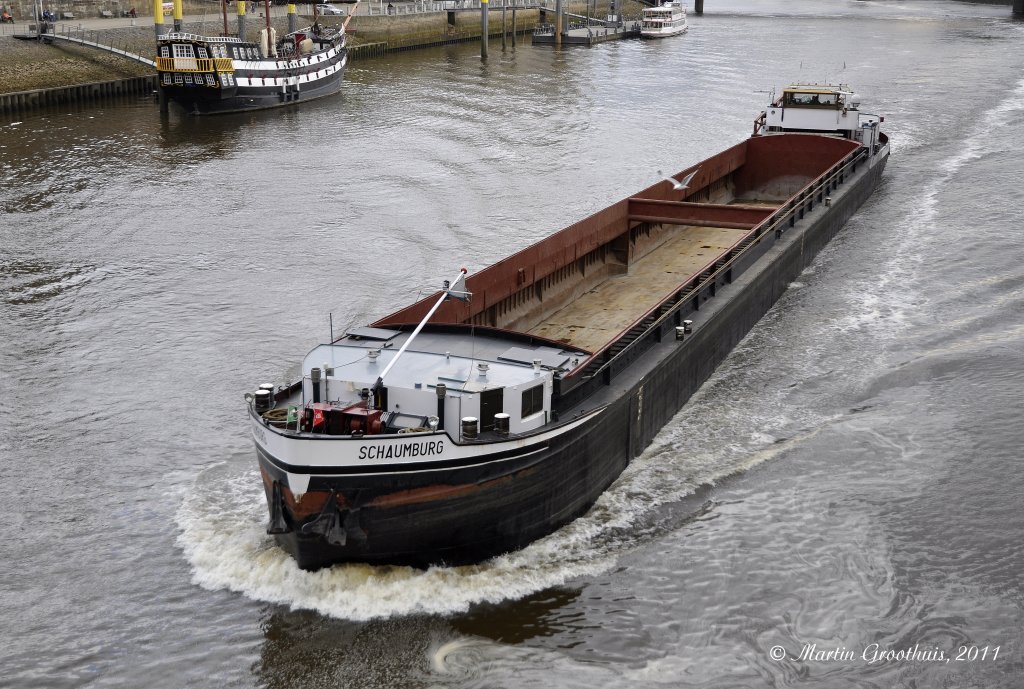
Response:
[348,8,542,50]
[0,1,627,110]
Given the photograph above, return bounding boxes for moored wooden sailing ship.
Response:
[247,84,889,570]
[156,0,352,115]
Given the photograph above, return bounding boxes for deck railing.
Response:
[553,144,872,412]
[155,57,234,72]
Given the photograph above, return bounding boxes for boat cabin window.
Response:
[521,384,544,418]
[783,91,839,108]
[172,43,195,59]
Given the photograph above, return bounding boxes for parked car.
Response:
[315,3,345,14]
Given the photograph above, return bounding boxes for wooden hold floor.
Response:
[529,224,750,352]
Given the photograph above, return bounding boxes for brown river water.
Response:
[2,1,1024,686]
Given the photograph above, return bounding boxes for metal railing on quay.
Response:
[361,0,554,15]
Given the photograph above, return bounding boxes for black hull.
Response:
[256,405,630,569]
[163,67,346,116]
[255,143,888,570]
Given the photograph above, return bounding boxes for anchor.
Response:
[342,492,368,545]
[299,489,367,546]
[266,480,292,535]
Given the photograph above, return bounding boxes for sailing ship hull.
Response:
[251,131,889,569]
[156,29,348,116]
[162,62,346,115]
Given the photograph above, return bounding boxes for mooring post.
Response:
[237,0,246,40]
[555,0,562,46]
[288,2,297,33]
[694,0,703,15]
[502,0,506,51]
[481,0,489,59]
[173,0,182,32]
[152,0,166,39]
[512,6,516,47]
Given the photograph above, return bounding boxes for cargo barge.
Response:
[246,84,889,570]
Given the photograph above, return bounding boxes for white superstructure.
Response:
[758,84,885,149]
[641,0,688,38]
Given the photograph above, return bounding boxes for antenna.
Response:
[371,269,472,405]
[754,87,776,104]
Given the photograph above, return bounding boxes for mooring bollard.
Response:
[481,0,489,59]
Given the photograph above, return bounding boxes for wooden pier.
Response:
[532,18,640,45]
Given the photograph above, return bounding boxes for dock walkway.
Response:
[532,19,640,46]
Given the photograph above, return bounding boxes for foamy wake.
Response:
[175,350,843,622]
[174,458,626,622]
[174,454,697,622]
[831,74,1024,339]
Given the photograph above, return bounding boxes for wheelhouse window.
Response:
[783,91,839,108]
[521,385,544,418]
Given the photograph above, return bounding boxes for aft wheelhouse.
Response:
[756,84,885,150]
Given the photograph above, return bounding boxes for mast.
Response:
[343,0,361,31]
[221,0,228,36]
[371,269,471,406]
[264,0,271,36]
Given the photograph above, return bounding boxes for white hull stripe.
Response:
[235,61,344,88]
[252,407,606,471]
